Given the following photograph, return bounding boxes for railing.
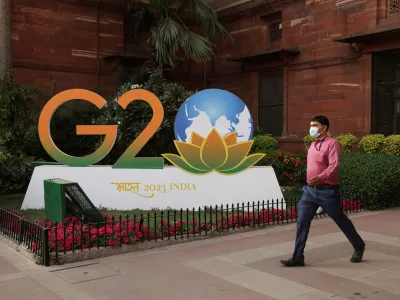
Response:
[0,197,364,266]
[0,208,48,264]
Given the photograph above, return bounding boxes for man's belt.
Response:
[308,184,338,190]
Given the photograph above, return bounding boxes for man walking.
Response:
[280,115,365,267]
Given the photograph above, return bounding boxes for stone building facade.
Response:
[11,0,124,96]
[181,0,400,152]
[9,0,400,153]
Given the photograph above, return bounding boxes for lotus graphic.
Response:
[162,129,265,175]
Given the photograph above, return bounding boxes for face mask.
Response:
[309,127,320,138]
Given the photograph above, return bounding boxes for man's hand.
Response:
[307,175,324,186]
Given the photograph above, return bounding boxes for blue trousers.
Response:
[293,185,365,260]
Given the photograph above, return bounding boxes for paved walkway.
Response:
[1,209,400,300]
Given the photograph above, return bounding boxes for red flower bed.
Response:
[342,199,363,211]
[1,199,363,255]
[34,207,298,253]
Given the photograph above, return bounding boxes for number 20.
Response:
[38,89,164,169]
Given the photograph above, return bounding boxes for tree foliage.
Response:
[0,71,40,156]
[121,0,232,68]
[91,70,194,164]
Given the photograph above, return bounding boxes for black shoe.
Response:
[350,247,365,263]
[280,258,305,267]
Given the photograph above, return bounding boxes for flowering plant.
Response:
[28,207,299,253]
[34,200,360,253]
[261,151,307,186]
[341,199,363,211]
[1,198,363,257]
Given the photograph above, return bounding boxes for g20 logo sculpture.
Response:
[38,88,265,175]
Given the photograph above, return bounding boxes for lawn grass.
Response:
[0,188,302,222]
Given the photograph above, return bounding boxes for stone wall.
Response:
[11,0,123,98]
[8,0,400,153]
[207,0,400,143]
[283,0,373,138]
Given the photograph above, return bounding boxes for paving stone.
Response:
[223,270,313,299]
[0,256,19,277]
[355,270,400,295]
[312,257,381,279]
[186,257,252,277]
[346,251,400,270]
[285,289,348,300]
[217,247,281,264]
[52,263,120,284]
[0,209,399,300]
[0,277,63,300]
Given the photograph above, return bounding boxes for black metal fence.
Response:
[0,208,47,262]
[0,197,364,266]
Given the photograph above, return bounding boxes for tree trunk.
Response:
[0,0,11,78]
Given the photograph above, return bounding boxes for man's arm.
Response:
[318,140,341,181]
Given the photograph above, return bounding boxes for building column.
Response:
[0,0,11,77]
[282,66,289,137]
[363,54,372,135]
[250,72,259,130]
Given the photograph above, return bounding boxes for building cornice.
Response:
[12,60,113,76]
[217,0,299,23]
[56,0,125,12]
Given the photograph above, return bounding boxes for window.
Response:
[269,21,282,42]
[258,69,284,137]
[124,11,141,46]
[372,51,400,135]
[395,83,400,133]
[261,11,282,44]
[389,0,400,15]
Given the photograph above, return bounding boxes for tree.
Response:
[91,70,194,163]
[0,71,37,154]
[121,0,232,68]
[0,0,11,77]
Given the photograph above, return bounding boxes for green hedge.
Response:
[303,132,400,157]
[336,133,358,153]
[0,151,34,195]
[339,152,400,210]
[358,134,385,153]
[266,149,400,210]
[251,135,278,153]
[382,135,400,156]
[358,134,400,156]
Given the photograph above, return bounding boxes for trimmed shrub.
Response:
[382,135,400,156]
[0,151,34,195]
[339,152,400,210]
[253,127,265,136]
[251,135,278,153]
[358,134,385,153]
[303,132,332,150]
[336,133,358,153]
[303,135,313,150]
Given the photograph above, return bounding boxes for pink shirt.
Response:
[307,135,341,185]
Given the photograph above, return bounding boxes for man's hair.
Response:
[311,115,329,130]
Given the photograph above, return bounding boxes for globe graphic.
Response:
[174,89,254,143]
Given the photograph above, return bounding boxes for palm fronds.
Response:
[121,0,232,68]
